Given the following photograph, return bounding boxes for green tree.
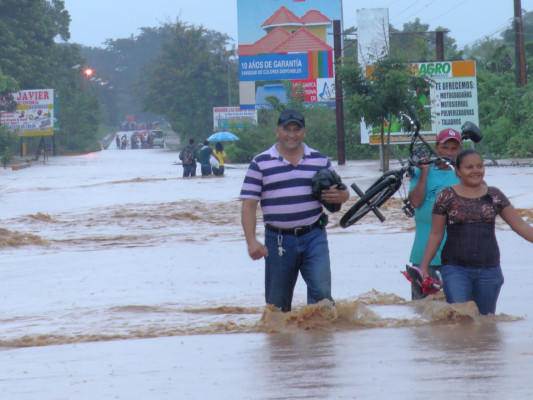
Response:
[342,26,358,61]
[138,21,232,142]
[477,68,533,158]
[0,69,18,168]
[0,66,19,166]
[228,103,378,164]
[0,0,102,154]
[0,66,18,112]
[464,21,533,158]
[502,9,533,45]
[390,19,433,61]
[389,19,463,62]
[0,0,70,88]
[464,38,512,73]
[339,55,430,171]
[0,123,18,168]
[52,44,102,153]
[81,26,175,126]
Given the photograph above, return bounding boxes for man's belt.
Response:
[265,214,328,237]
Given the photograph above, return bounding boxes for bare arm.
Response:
[241,198,268,260]
[407,164,430,208]
[500,205,533,243]
[419,214,446,277]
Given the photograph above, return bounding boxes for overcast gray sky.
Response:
[63,0,533,49]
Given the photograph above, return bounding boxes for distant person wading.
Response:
[212,142,229,176]
[199,141,214,177]
[179,138,199,178]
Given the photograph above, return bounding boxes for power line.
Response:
[391,0,439,26]
[390,0,423,21]
[426,0,472,24]
[462,18,513,47]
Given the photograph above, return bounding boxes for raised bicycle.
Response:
[339,101,483,228]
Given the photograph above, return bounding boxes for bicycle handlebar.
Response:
[403,100,420,132]
[409,154,455,173]
[339,98,478,228]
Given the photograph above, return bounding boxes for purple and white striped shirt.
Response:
[239,143,334,229]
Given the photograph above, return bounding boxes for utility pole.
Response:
[333,20,345,165]
[514,0,527,87]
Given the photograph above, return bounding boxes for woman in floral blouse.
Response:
[419,149,533,314]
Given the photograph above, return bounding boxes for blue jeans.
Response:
[264,226,332,312]
[441,264,504,315]
[183,164,196,177]
[213,166,224,176]
[201,164,212,176]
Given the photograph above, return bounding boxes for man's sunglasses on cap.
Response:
[278,109,305,127]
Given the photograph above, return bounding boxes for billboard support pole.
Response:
[436,31,445,61]
[333,19,345,165]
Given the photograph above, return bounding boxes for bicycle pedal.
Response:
[402,199,415,218]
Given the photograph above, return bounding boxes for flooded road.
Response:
[1,149,532,399]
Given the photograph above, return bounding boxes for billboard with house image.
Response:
[237,0,341,109]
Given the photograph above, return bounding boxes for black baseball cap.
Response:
[277,108,305,127]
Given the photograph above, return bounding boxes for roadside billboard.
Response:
[213,107,258,131]
[237,0,341,109]
[361,61,479,144]
[0,89,54,136]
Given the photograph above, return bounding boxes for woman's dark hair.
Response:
[215,142,223,152]
[456,148,482,169]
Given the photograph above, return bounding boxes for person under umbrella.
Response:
[212,142,229,176]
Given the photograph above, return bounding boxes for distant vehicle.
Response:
[151,130,165,148]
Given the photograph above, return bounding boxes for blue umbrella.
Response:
[207,131,240,142]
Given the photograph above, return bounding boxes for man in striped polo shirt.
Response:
[240,108,349,312]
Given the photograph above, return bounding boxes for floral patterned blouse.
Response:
[432,186,511,268]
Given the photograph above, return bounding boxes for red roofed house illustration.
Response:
[238,27,291,56]
[238,5,336,107]
[239,6,333,56]
[261,5,304,35]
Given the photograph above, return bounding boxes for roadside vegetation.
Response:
[0,1,532,163]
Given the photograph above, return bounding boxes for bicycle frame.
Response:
[339,101,482,228]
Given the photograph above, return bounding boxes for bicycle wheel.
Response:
[340,175,402,228]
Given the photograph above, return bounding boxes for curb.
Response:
[12,162,31,171]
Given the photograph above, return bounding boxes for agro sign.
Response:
[361,61,479,145]
[417,63,451,75]
[0,89,54,137]
[417,61,478,132]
